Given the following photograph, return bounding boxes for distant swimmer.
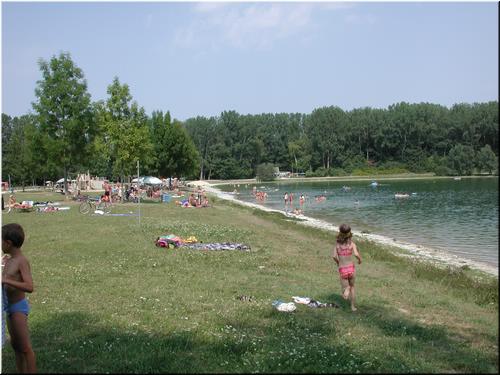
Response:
[315,195,326,203]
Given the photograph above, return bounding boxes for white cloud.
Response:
[173,2,353,50]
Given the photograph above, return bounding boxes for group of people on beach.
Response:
[282,192,306,214]
[175,186,210,208]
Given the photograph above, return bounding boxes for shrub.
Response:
[330,167,347,176]
[434,165,453,176]
[342,155,366,173]
[448,144,475,175]
[255,163,276,181]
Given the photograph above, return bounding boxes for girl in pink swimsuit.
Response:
[332,224,362,311]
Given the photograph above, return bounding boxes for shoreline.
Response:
[192,173,498,187]
[195,181,498,278]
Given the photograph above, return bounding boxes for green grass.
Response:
[1,191,498,373]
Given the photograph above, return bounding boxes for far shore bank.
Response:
[191,177,498,278]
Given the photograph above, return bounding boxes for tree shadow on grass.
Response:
[1,306,497,373]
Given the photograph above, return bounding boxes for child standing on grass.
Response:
[332,223,362,312]
[2,223,36,373]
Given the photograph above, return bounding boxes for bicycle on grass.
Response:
[79,196,112,214]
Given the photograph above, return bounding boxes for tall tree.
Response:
[1,115,43,189]
[164,120,199,178]
[150,112,199,178]
[183,116,217,180]
[32,52,95,194]
[99,77,154,180]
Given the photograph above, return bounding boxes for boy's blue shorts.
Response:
[6,298,30,316]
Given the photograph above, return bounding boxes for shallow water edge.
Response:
[196,181,498,278]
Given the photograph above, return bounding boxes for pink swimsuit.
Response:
[337,244,355,279]
[339,263,355,279]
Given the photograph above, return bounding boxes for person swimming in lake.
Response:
[314,194,326,203]
[332,224,362,312]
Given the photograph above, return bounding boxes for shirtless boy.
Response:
[2,223,36,373]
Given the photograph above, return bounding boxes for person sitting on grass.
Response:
[7,195,19,213]
[188,193,198,207]
[200,196,210,207]
[332,223,362,312]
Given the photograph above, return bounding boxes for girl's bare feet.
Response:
[351,306,357,312]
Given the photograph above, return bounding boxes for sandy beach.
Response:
[191,179,498,277]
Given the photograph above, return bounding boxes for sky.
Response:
[1,0,498,121]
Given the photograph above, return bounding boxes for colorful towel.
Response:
[179,242,250,251]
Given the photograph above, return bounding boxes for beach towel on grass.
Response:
[179,242,251,251]
[156,235,183,247]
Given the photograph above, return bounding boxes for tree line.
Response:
[184,101,498,180]
[2,52,498,189]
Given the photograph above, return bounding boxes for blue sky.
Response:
[2,1,498,121]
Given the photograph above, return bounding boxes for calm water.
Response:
[221,177,499,268]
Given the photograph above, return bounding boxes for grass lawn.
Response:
[1,191,498,373]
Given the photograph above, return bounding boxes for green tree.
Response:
[448,144,475,176]
[256,163,276,181]
[475,145,498,174]
[183,116,218,180]
[157,119,199,179]
[1,115,40,189]
[98,77,154,180]
[306,106,346,170]
[288,137,311,173]
[32,52,95,193]
[85,101,113,177]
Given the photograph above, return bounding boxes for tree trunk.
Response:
[199,159,204,180]
[64,165,68,195]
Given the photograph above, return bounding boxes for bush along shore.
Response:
[1,190,498,373]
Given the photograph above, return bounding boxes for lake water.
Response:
[221,177,498,268]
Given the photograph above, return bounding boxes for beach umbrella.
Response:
[142,176,163,185]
